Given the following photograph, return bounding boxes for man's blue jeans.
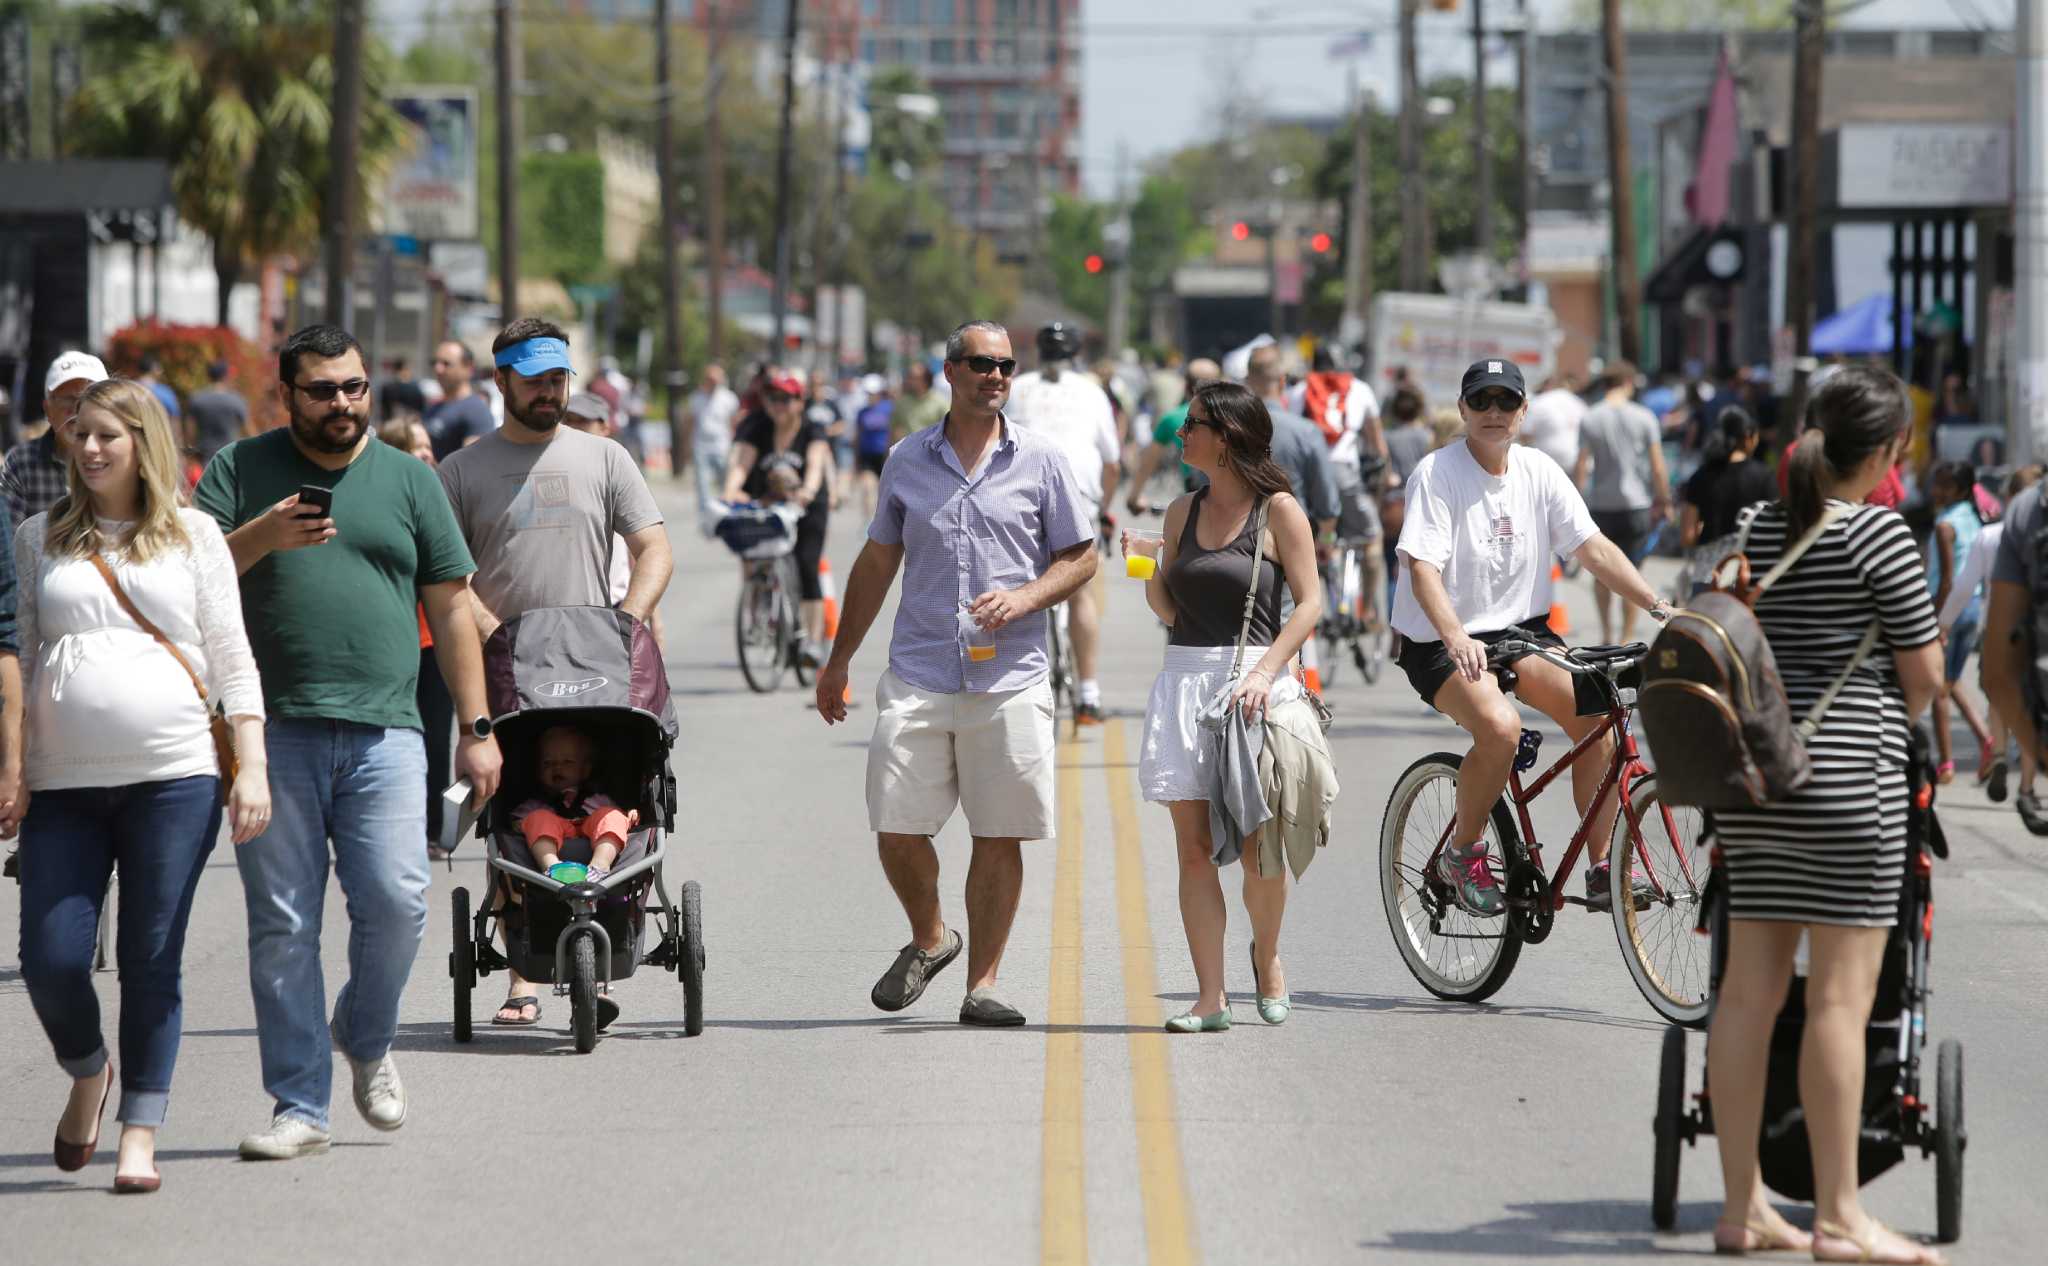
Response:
[17,776,221,1127]
[236,720,427,1129]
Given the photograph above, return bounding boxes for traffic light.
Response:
[1084,253,1104,275]
[1230,220,1251,242]
[1309,231,1333,254]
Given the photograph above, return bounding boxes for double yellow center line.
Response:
[1040,719,1197,1266]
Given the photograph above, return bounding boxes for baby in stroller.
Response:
[513,725,639,884]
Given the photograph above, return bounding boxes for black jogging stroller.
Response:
[446,606,703,1053]
[1650,733,1964,1242]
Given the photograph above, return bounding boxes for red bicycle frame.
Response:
[1429,698,1699,913]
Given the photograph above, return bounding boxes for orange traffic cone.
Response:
[1299,635,1324,694]
[1547,562,1572,637]
[819,556,842,641]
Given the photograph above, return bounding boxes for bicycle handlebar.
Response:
[1485,639,1648,678]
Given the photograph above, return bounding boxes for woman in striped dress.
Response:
[1706,367,1944,1262]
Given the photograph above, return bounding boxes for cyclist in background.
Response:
[1393,359,1669,917]
[1009,322,1120,725]
[723,368,834,667]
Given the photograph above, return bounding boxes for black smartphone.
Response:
[296,484,334,518]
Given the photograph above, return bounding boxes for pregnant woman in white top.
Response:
[1,379,270,1194]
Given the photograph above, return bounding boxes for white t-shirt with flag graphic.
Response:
[1392,439,1597,642]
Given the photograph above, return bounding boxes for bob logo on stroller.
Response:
[538,676,609,699]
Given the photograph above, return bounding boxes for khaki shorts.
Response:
[866,668,1057,840]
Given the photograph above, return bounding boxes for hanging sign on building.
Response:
[1836,123,2010,209]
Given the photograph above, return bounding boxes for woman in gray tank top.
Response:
[1123,382,1324,1032]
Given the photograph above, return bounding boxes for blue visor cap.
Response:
[494,337,575,378]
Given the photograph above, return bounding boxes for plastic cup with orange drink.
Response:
[1124,527,1164,580]
[959,602,998,662]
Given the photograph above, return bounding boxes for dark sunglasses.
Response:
[762,389,797,404]
[1178,413,1213,437]
[289,378,371,403]
[950,354,1018,378]
[1463,388,1522,415]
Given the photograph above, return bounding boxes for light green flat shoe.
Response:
[1255,995,1291,1025]
[1163,1009,1232,1033]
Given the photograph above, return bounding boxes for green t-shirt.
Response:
[195,429,475,729]
[1152,403,1194,485]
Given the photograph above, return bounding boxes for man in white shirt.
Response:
[1521,373,1588,475]
[1007,322,1119,724]
[1393,359,1668,917]
[688,365,742,536]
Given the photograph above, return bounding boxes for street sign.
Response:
[382,86,479,241]
[429,241,489,296]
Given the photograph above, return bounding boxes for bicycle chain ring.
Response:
[1504,860,1554,944]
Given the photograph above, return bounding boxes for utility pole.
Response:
[1103,142,1132,358]
[1398,0,1425,291]
[1517,0,1535,286]
[705,1,727,367]
[1784,2,1825,427]
[322,0,365,326]
[1339,71,1373,355]
[495,0,521,321]
[768,0,802,355]
[2018,0,2048,462]
[829,65,855,372]
[1600,0,1640,363]
[655,0,687,474]
[1473,0,1493,271]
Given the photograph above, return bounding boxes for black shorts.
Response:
[1591,507,1654,563]
[857,450,888,477]
[1396,616,1565,711]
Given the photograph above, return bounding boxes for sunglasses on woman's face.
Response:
[1179,413,1212,438]
[763,389,796,405]
[951,354,1018,378]
[1463,389,1522,415]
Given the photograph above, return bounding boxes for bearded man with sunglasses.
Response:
[817,320,1097,1028]
[1392,359,1669,920]
[196,323,501,1159]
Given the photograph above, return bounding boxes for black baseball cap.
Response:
[1460,358,1527,401]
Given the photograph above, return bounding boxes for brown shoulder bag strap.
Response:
[87,551,211,705]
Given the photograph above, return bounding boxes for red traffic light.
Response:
[1084,253,1104,274]
[1310,231,1333,254]
[1230,221,1251,242]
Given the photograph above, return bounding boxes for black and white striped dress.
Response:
[1714,500,1940,926]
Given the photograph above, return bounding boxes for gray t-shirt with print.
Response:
[437,426,664,621]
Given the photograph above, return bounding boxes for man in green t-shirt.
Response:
[195,323,502,1162]
[1124,356,1221,514]
[890,360,950,445]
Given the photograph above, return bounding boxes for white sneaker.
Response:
[333,1018,408,1132]
[238,1115,332,1160]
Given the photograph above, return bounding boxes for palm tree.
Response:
[66,0,406,325]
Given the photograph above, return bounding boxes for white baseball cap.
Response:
[45,351,109,395]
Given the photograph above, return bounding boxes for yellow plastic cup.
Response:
[1125,527,1164,580]
[959,603,997,662]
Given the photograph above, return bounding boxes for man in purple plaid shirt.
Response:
[817,320,1097,1027]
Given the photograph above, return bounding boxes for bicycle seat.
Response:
[1570,642,1648,666]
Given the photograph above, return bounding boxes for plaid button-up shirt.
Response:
[869,416,1092,695]
[2,431,69,529]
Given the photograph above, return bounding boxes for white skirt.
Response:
[1139,644,1302,803]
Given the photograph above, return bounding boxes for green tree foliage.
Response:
[519,152,605,287]
[866,64,944,178]
[67,0,408,324]
[1043,175,1209,327]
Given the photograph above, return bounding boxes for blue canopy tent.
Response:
[1810,293,1911,357]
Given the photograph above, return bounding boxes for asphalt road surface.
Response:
[4,474,2043,1265]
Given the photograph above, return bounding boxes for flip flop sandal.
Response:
[491,995,543,1027]
[596,994,620,1031]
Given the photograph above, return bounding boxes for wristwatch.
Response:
[467,715,494,739]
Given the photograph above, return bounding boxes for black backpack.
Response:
[1639,504,1880,808]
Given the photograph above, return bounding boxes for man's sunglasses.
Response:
[289,378,371,403]
[1463,388,1523,414]
[949,354,1018,378]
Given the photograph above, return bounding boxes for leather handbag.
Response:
[88,552,239,802]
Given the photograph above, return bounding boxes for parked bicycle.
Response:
[1379,638,1712,1024]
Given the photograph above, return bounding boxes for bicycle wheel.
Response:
[1046,609,1072,715]
[783,557,814,687]
[1611,774,1712,1026]
[735,568,790,694]
[1380,751,1524,1002]
[1356,550,1389,685]
[1318,566,1344,690]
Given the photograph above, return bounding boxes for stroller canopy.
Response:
[483,606,677,739]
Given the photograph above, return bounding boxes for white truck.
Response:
[1369,292,1560,407]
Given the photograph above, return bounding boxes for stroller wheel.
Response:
[1651,1025,1686,1231]
[1935,1039,1964,1243]
[450,887,475,1044]
[680,880,705,1037]
[569,933,599,1054]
